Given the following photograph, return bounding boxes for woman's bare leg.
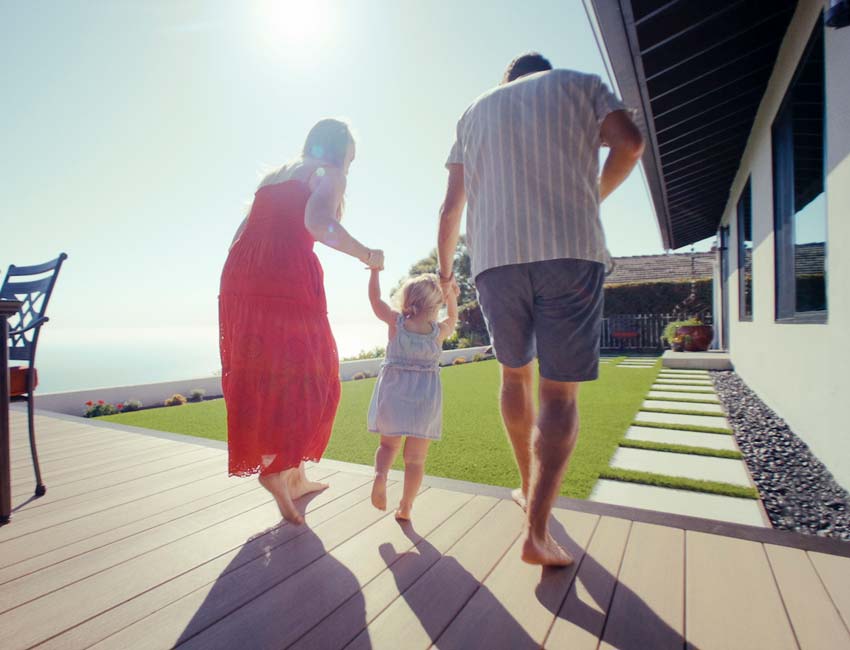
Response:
[288,461,329,500]
[396,437,430,520]
[258,468,303,525]
[372,436,402,510]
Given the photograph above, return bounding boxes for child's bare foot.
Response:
[395,502,412,521]
[511,488,528,512]
[259,472,304,525]
[288,462,329,500]
[521,531,573,567]
[371,474,388,511]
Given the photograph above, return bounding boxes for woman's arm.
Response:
[369,269,397,325]
[305,167,383,268]
[438,281,460,340]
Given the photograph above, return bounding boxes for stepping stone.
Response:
[625,425,737,451]
[642,399,725,414]
[661,369,710,375]
[589,480,766,527]
[618,365,655,369]
[636,410,730,430]
[658,372,709,380]
[609,447,751,486]
[654,379,713,386]
[648,390,720,403]
[651,384,716,394]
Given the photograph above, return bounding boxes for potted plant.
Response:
[676,321,714,352]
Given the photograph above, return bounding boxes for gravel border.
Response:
[712,370,850,541]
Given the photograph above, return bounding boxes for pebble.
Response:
[712,370,850,542]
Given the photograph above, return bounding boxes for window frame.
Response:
[737,179,753,321]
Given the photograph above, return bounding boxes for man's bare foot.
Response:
[259,472,304,525]
[395,502,412,521]
[288,462,329,500]
[521,531,573,567]
[371,474,388,511]
[511,488,528,512]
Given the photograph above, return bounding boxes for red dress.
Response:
[219,180,341,476]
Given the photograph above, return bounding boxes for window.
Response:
[737,180,753,320]
[772,20,827,322]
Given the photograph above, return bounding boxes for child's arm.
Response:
[438,281,460,341]
[369,269,398,326]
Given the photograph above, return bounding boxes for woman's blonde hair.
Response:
[396,274,443,319]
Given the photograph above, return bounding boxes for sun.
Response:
[257,0,334,54]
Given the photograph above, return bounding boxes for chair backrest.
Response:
[1,253,68,364]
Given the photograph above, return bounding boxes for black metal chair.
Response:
[1,253,68,498]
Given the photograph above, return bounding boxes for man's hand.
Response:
[362,249,385,270]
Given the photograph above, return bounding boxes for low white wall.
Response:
[35,346,493,416]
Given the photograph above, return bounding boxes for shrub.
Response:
[122,399,143,412]
[83,399,123,418]
[352,371,368,380]
[343,347,386,361]
[189,388,206,402]
[164,393,188,407]
[442,332,460,350]
[662,318,702,345]
[452,357,467,365]
[604,280,712,316]
[472,353,485,362]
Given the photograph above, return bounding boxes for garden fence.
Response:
[600,313,713,351]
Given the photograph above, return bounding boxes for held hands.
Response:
[439,272,459,300]
[362,248,385,271]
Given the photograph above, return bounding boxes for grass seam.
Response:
[619,438,741,459]
[640,407,726,418]
[598,467,759,499]
[633,420,733,435]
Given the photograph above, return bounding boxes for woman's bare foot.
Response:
[371,474,388,511]
[511,488,528,512]
[395,502,412,521]
[259,472,304,525]
[521,531,573,567]
[288,462,329,500]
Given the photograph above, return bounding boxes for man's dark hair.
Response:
[502,52,553,84]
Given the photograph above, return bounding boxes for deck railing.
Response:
[600,312,713,351]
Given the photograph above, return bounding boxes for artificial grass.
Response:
[598,467,759,499]
[619,438,742,460]
[645,395,720,405]
[640,407,726,418]
[649,387,715,395]
[633,420,733,435]
[102,357,655,500]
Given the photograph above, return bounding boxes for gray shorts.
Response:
[475,259,605,382]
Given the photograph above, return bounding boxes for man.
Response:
[437,52,643,566]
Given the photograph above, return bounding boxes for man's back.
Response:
[447,69,624,279]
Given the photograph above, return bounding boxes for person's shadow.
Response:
[174,490,367,649]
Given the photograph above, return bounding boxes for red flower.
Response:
[98,400,105,405]
[85,400,93,407]
[117,403,124,410]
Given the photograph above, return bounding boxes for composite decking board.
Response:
[808,551,850,632]
[0,477,259,585]
[685,531,798,649]
[434,508,598,650]
[0,455,225,540]
[172,487,473,650]
[289,495,500,650]
[345,499,525,649]
[44,473,377,650]
[599,521,684,650]
[2,469,364,650]
[765,544,850,648]
[7,432,165,470]
[10,442,208,501]
[545,515,631,649]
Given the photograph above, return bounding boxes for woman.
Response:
[220,118,383,524]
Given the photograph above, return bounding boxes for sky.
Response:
[1,0,711,360]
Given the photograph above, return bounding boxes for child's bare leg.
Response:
[372,436,402,510]
[396,437,431,520]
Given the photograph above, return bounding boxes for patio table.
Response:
[0,299,22,524]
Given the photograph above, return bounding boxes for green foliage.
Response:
[342,347,386,361]
[188,388,206,402]
[122,399,143,412]
[83,400,121,417]
[604,279,712,316]
[662,318,702,345]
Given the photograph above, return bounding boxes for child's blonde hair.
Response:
[395,273,443,319]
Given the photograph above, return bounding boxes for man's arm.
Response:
[599,109,645,202]
[437,163,466,289]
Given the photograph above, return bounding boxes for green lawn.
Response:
[102,357,657,499]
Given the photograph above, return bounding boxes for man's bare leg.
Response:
[500,362,535,510]
[522,378,580,566]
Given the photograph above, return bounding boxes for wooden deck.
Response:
[2,411,850,650]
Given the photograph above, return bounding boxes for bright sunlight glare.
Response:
[257,0,334,57]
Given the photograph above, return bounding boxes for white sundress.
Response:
[367,315,442,440]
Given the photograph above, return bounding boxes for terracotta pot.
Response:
[676,325,713,352]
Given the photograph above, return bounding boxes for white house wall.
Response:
[719,0,850,490]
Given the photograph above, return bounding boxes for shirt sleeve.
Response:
[445,120,464,167]
[592,76,628,124]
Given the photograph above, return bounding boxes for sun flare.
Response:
[257,0,334,54]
